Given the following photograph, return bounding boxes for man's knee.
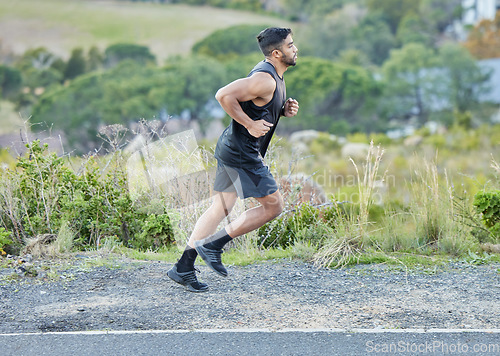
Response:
[266,193,284,219]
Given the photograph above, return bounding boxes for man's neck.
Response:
[264,58,287,77]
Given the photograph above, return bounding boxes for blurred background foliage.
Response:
[0,0,498,153]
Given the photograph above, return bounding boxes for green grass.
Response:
[110,245,500,272]
[117,245,181,262]
[343,250,451,268]
[118,244,295,266]
[0,0,290,62]
[338,249,500,272]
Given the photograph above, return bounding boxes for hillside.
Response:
[0,0,290,62]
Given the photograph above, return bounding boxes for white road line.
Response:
[1,328,499,337]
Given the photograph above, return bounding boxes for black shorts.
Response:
[213,160,278,199]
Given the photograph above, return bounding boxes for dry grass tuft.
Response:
[23,234,57,258]
[313,141,385,268]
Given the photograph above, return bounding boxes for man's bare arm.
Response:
[215,72,276,138]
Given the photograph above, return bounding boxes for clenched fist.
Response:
[283,98,299,117]
[248,119,274,138]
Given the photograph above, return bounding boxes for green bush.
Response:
[192,24,269,60]
[64,48,87,80]
[132,213,175,250]
[257,202,355,249]
[0,227,12,255]
[0,140,174,252]
[309,132,340,155]
[0,65,22,99]
[104,43,156,67]
[474,190,500,241]
[257,203,321,248]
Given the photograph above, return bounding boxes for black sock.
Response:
[176,246,198,273]
[202,228,233,250]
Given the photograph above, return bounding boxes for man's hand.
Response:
[283,98,299,117]
[247,119,274,138]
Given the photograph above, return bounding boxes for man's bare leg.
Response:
[225,190,284,238]
[187,191,238,247]
[194,190,284,276]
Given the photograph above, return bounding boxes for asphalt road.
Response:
[2,329,500,356]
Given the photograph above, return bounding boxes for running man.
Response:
[167,27,299,292]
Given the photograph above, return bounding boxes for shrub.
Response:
[11,140,77,240]
[0,65,22,99]
[0,139,175,252]
[104,43,156,67]
[192,24,268,60]
[0,227,12,255]
[133,213,175,250]
[257,200,363,250]
[257,203,321,249]
[474,190,500,241]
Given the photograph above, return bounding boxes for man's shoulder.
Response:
[248,71,275,81]
[247,61,277,87]
[249,61,276,76]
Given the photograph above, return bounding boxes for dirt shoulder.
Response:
[1,254,499,333]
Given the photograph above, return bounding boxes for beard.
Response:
[281,52,297,67]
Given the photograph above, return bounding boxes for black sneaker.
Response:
[194,243,228,277]
[167,264,209,292]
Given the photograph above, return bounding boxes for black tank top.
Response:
[214,60,286,168]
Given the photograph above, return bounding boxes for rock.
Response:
[403,135,423,147]
[341,142,370,160]
[21,254,33,263]
[291,141,309,155]
[279,173,327,206]
[289,130,320,144]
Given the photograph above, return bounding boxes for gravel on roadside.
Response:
[1,254,499,333]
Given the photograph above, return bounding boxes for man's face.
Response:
[279,34,298,67]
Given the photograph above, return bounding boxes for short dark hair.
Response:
[257,27,292,57]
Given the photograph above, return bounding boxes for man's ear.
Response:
[271,49,282,59]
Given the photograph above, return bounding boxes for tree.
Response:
[298,5,364,60]
[438,43,491,113]
[351,11,397,65]
[338,49,370,67]
[23,67,62,90]
[419,0,463,33]
[31,56,227,152]
[0,65,22,99]
[365,0,421,33]
[381,43,439,124]
[223,52,265,81]
[104,43,156,67]
[464,10,500,59]
[192,24,269,60]
[10,46,106,108]
[283,56,380,132]
[64,48,87,80]
[395,0,463,48]
[396,13,434,47]
[13,47,64,101]
[15,47,59,72]
[149,55,227,121]
[281,0,351,21]
[88,46,104,71]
